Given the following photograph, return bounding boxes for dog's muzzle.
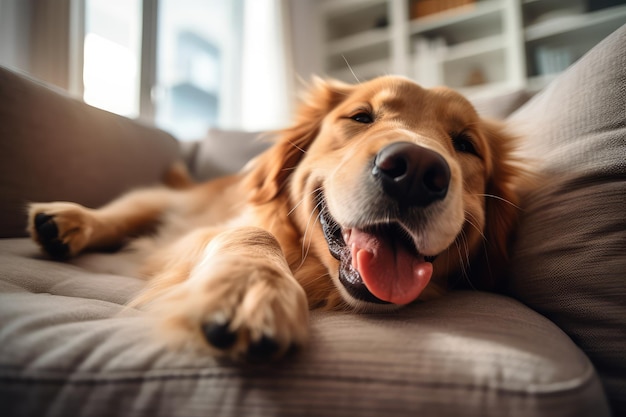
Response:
[318,142,449,305]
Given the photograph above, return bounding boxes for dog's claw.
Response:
[202,322,237,350]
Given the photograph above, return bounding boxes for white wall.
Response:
[288,0,323,83]
[0,0,32,73]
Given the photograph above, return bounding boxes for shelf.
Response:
[522,0,583,21]
[327,28,390,56]
[317,0,620,99]
[410,0,503,34]
[525,4,626,41]
[328,58,390,83]
[443,34,505,62]
[325,0,388,43]
[321,0,386,17]
[457,80,518,99]
[327,41,389,73]
[410,1,503,46]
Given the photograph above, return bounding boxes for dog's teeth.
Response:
[342,229,351,243]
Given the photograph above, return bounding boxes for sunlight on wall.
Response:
[241,0,292,132]
[83,33,139,117]
[83,0,141,118]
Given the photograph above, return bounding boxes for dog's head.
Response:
[247,76,524,311]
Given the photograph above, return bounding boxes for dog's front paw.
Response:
[28,202,94,258]
[149,257,309,362]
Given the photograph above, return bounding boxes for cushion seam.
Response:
[0,362,597,397]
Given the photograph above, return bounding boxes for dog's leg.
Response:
[28,187,177,258]
[134,226,309,362]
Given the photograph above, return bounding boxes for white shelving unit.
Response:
[316,0,626,99]
[522,0,626,90]
[321,0,393,82]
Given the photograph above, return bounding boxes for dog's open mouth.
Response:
[318,197,436,305]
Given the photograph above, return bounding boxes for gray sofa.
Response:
[0,25,624,417]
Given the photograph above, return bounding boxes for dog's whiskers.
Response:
[453,230,477,290]
[458,231,470,275]
[461,230,471,267]
[476,193,521,210]
[288,187,322,217]
[288,139,307,154]
[460,211,495,290]
[463,210,490,285]
[298,198,325,269]
[342,55,361,84]
[464,211,487,242]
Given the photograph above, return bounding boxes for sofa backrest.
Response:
[0,67,181,238]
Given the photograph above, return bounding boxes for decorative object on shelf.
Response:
[410,0,476,20]
[413,36,447,87]
[464,68,487,87]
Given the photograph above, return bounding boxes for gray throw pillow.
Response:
[506,25,626,414]
[187,128,270,181]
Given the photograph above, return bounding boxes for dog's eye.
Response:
[451,132,478,156]
[350,112,374,124]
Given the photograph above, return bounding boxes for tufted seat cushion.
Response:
[0,238,609,417]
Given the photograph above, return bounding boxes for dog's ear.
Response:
[245,78,354,204]
[473,119,531,290]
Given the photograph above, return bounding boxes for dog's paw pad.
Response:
[35,213,58,239]
[202,321,237,350]
[247,335,280,362]
[42,238,70,259]
[28,202,93,258]
[33,214,70,259]
[34,212,53,228]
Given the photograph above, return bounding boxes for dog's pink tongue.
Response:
[347,228,433,305]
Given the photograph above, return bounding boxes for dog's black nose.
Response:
[372,141,450,207]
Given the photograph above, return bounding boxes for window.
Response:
[83,0,142,118]
[82,0,291,140]
[155,0,243,140]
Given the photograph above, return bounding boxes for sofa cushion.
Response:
[470,89,533,120]
[0,67,181,238]
[507,25,626,415]
[182,128,270,181]
[0,238,610,417]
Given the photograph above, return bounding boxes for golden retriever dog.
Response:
[28,76,526,361]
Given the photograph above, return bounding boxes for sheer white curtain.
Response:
[240,0,295,131]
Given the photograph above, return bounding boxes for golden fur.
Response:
[28,76,527,361]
